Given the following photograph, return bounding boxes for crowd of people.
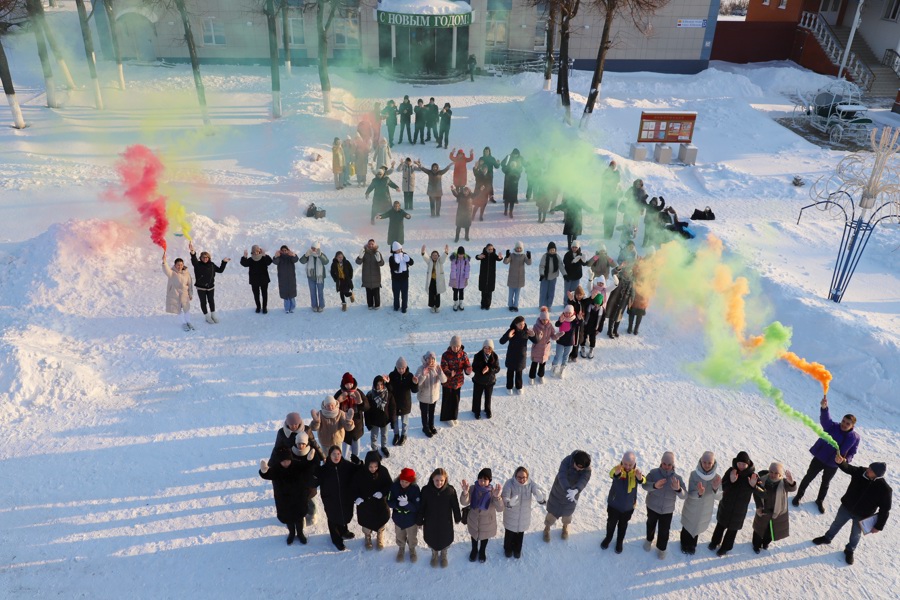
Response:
[257,396,890,567]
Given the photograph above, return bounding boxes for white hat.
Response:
[483,339,494,349]
[392,241,402,252]
[312,241,321,250]
[296,432,309,446]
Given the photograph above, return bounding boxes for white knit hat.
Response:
[483,339,494,349]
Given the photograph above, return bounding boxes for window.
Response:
[778,0,787,8]
[831,0,839,11]
[485,11,509,47]
[334,9,359,47]
[885,0,900,21]
[762,0,769,5]
[202,17,226,46]
[534,6,548,50]
[289,16,304,45]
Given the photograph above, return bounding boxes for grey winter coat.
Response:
[355,247,385,289]
[642,467,687,515]
[547,453,592,518]
[299,252,329,283]
[398,162,416,193]
[503,250,532,289]
[501,478,546,533]
[418,165,450,198]
[538,253,561,281]
[460,485,503,540]
[681,461,723,537]
[751,472,797,541]
[272,253,299,299]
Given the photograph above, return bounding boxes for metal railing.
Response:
[798,11,875,91]
[484,48,573,74]
[883,48,900,79]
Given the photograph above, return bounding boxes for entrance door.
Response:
[118,14,157,61]
[818,0,842,27]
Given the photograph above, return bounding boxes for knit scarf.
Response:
[471,483,492,511]
[321,405,339,419]
[543,254,558,279]
[336,262,345,280]
[694,461,718,481]
[394,252,411,273]
[610,466,640,493]
[371,390,388,411]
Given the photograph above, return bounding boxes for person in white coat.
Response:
[422,244,448,313]
[680,451,722,555]
[163,251,194,331]
[501,466,546,558]
[415,351,447,438]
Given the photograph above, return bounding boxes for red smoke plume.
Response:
[114,145,169,250]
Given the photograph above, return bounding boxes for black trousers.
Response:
[472,382,493,415]
[603,507,633,547]
[646,509,673,551]
[796,456,838,503]
[506,368,523,390]
[437,125,450,147]
[386,123,396,145]
[403,191,413,210]
[480,290,492,309]
[399,120,412,143]
[710,522,739,553]
[428,279,440,308]
[628,313,644,333]
[419,402,435,431]
[452,288,465,301]
[413,123,425,143]
[752,529,773,551]
[327,518,348,549]
[365,287,381,308]
[440,387,460,421]
[251,283,268,310]
[680,528,699,553]
[503,529,524,555]
[197,289,216,313]
[392,278,408,311]
[528,361,546,379]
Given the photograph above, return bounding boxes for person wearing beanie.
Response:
[587,244,617,287]
[417,468,462,568]
[709,451,758,557]
[501,466,547,558]
[449,246,471,311]
[309,397,356,452]
[388,241,414,313]
[503,241,531,311]
[460,468,503,563]
[679,451,721,555]
[562,240,586,299]
[642,195,667,249]
[387,467,422,562]
[382,99,399,147]
[299,242,329,313]
[500,316,536,395]
[529,307,556,384]
[581,277,607,358]
[750,462,797,554]
[544,450,592,542]
[272,245,299,314]
[566,285,590,363]
[316,446,358,551]
[449,148,474,190]
[601,451,646,554]
[549,194,586,249]
[365,375,396,459]
[329,250,355,312]
[813,453,892,565]
[356,239,385,310]
[334,373,367,464]
[351,450,393,550]
[416,161,451,217]
[475,243,503,310]
[270,412,324,527]
[439,335,472,425]
[375,200,411,251]
[240,244,272,314]
[387,357,419,446]
[422,244,449,313]
[258,437,317,546]
[642,451,687,560]
[397,156,417,210]
[538,241,560,310]
[794,395,861,514]
[550,304,580,379]
[471,338,500,419]
[188,241,229,324]
[415,351,447,438]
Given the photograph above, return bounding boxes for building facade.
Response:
[97,0,720,75]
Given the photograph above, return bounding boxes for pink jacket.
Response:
[449,254,470,289]
[530,318,557,363]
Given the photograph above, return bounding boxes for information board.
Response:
[637,111,697,144]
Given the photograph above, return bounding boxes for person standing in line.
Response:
[460,468,503,563]
[528,307,556,384]
[499,315,536,395]
[538,241,560,310]
[448,246,471,311]
[425,97,439,142]
[415,351,446,438]
[500,149,524,218]
[471,165,491,222]
[309,398,355,455]
[329,250,355,312]
[364,375,395,459]
[437,103,453,149]
[550,195,585,249]
[240,244,272,314]
[422,244,449,313]
[386,467,421,562]
[709,451,758,557]
[606,268,635,339]
[398,157,416,210]
[388,242,413,313]
[475,243,503,310]
[352,450,393,551]
[299,241,328,313]
[587,244,617,287]
[440,335,472,425]
[471,339,500,419]
[750,462,797,554]
[163,251,194,331]
[356,239,385,310]
[353,132,371,187]
[452,187,474,243]
[366,167,401,225]
[812,454,891,565]
[372,138,393,174]
[375,200,411,250]
[188,241,229,324]
[478,147,501,204]
[332,137,345,190]
[550,304,580,379]
[627,262,649,335]
[566,285,589,364]
[501,466,546,558]
[398,95,413,144]
[544,450,592,542]
[562,240,586,299]
[381,99,399,147]
[342,134,354,187]
[793,396,861,514]
[642,451,687,560]
[413,98,426,144]
[417,160,452,218]
[386,357,418,446]
[258,439,317,546]
[580,277,606,358]
[601,451,646,554]
[334,372,367,464]
[316,445,358,551]
[417,468,462,568]
[272,245,299,314]
[680,451,722,555]
[503,242,532,312]
[449,148,475,191]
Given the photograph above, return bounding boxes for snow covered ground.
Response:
[0,7,898,600]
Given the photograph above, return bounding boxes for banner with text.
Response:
[377,10,472,28]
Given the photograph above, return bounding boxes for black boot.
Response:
[286,523,296,545]
[392,434,400,446]
[469,539,478,562]
[613,322,620,338]
[296,523,308,544]
[478,540,488,563]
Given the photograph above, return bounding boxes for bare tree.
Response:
[103,0,127,90]
[307,0,345,114]
[25,0,75,89]
[280,0,291,77]
[580,0,668,129]
[265,0,281,117]
[75,0,103,109]
[556,0,580,124]
[543,1,557,91]
[0,3,26,127]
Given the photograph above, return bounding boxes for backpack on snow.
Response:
[691,206,715,220]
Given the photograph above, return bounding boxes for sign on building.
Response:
[377,11,473,28]
[637,111,697,144]
[676,19,707,27]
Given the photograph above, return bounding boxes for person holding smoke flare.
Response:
[163,250,194,331]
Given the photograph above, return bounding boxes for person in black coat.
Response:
[387,357,418,446]
[188,241,229,323]
[500,149,524,218]
[365,375,396,458]
[436,103,452,149]
[605,271,635,339]
[388,242,414,313]
[259,438,317,545]
[413,99,426,144]
[398,95,413,144]
[475,243,503,310]
[641,196,666,248]
[566,286,591,362]
[417,468,462,567]
[317,445,359,551]
[239,244,273,313]
[709,451,758,557]
[562,241,587,299]
[499,316,537,394]
[425,98,439,142]
[351,450,393,550]
[387,468,422,562]
[381,100,398,147]
[550,195,586,249]
[471,339,500,419]
[813,455,891,565]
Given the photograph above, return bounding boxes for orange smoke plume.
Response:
[781,351,832,394]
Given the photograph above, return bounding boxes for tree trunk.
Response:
[104,0,126,90]
[281,1,292,77]
[266,0,282,118]
[174,0,211,126]
[0,37,26,129]
[543,3,557,92]
[557,13,571,123]
[26,0,58,107]
[317,0,334,114]
[29,0,76,90]
[48,0,59,7]
[580,5,614,130]
[75,0,104,109]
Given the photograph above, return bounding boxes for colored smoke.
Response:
[781,351,833,395]
[114,145,169,250]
